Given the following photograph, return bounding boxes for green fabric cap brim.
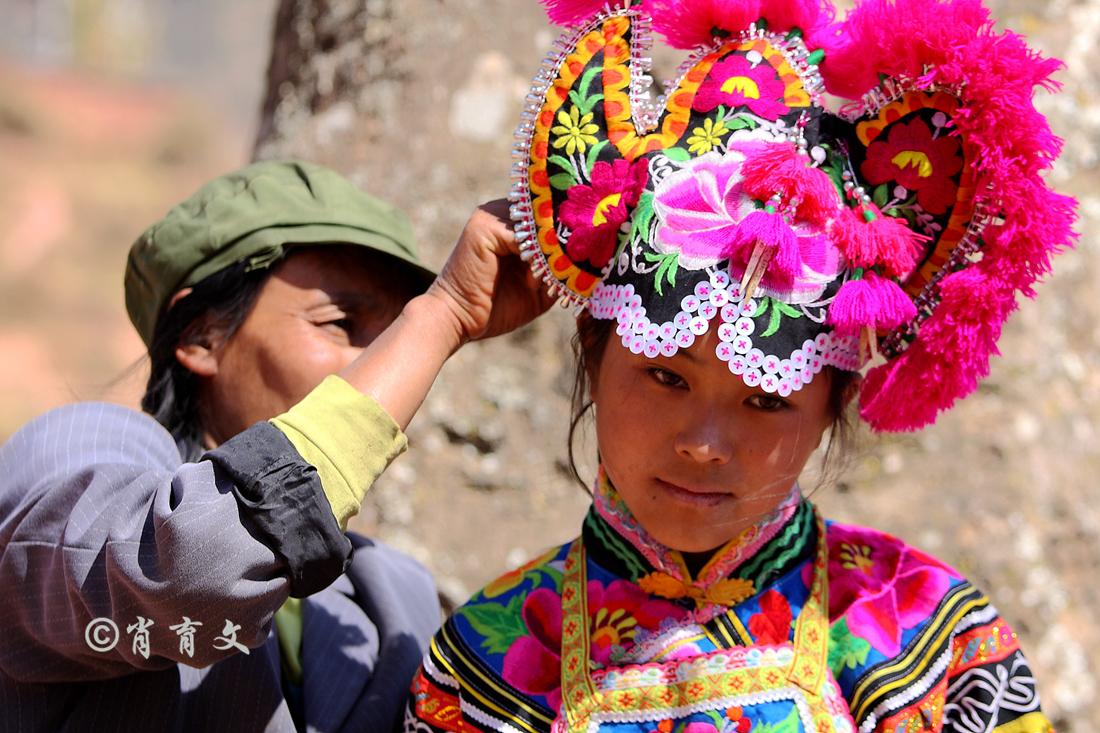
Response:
[125,160,436,348]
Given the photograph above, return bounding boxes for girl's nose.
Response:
[674,419,734,465]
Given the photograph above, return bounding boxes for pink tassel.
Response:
[868,272,918,327]
[831,207,925,278]
[826,271,916,337]
[645,0,834,50]
[733,209,802,280]
[738,143,842,224]
[825,277,876,337]
[645,0,762,49]
[540,0,610,26]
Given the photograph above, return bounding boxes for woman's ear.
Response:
[171,289,222,378]
[174,338,219,378]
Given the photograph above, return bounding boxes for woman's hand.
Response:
[339,200,557,429]
[427,200,557,343]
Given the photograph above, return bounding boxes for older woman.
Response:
[0,160,550,732]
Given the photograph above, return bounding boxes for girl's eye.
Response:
[648,367,687,389]
[746,394,789,411]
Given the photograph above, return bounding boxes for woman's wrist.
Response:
[407,288,472,357]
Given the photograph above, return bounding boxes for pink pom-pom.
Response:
[826,271,916,336]
[738,143,842,224]
[830,207,925,278]
[869,272,918,327]
[826,277,875,337]
[733,209,802,279]
[645,0,762,49]
[645,0,834,50]
[540,0,611,26]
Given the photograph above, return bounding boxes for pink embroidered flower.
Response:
[588,580,687,666]
[560,158,649,269]
[502,588,563,711]
[694,54,790,121]
[824,524,959,658]
[501,578,687,710]
[861,117,963,215]
[652,150,842,302]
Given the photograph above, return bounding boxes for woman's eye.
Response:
[320,317,353,334]
[746,394,788,411]
[648,367,687,388]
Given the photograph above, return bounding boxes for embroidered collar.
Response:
[584,467,814,617]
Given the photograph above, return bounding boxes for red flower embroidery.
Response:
[747,589,792,646]
[560,158,649,269]
[693,54,790,121]
[861,117,963,215]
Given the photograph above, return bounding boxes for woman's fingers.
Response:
[431,201,557,342]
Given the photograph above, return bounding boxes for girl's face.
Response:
[592,328,836,554]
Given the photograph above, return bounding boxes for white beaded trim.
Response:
[590,270,861,392]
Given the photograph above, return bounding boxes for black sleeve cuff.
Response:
[205,422,351,597]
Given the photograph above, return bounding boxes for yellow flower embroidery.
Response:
[551,106,600,156]
[839,542,874,574]
[686,117,729,155]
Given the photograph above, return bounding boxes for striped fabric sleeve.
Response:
[0,402,346,680]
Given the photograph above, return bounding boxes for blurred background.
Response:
[0,0,1096,727]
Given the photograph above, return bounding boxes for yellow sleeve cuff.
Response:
[270,374,407,529]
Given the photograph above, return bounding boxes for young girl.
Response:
[407,0,1074,730]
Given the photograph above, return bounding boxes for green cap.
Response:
[124,159,436,347]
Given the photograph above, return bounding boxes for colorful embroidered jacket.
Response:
[406,478,1050,733]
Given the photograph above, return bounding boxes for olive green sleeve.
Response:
[270,374,408,529]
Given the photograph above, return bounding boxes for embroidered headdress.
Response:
[510,0,1076,431]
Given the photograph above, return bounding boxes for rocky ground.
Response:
[1,0,1096,727]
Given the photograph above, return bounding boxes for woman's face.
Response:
[592,328,835,553]
[193,246,419,447]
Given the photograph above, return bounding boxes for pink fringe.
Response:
[540,0,612,26]
[818,0,1078,432]
[860,266,1011,430]
[734,209,803,279]
[739,143,842,224]
[645,0,834,50]
[831,207,924,278]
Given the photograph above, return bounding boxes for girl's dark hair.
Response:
[566,311,859,491]
[141,261,270,460]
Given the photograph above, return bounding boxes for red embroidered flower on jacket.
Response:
[823,524,959,658]
[747,589,792,646]
[693,54,790,121]
[560,159,649,269]
[861,117,963,215]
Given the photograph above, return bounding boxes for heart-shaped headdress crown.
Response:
[510,0,1077,431]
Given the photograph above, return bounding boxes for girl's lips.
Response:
[655,478,731,508]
